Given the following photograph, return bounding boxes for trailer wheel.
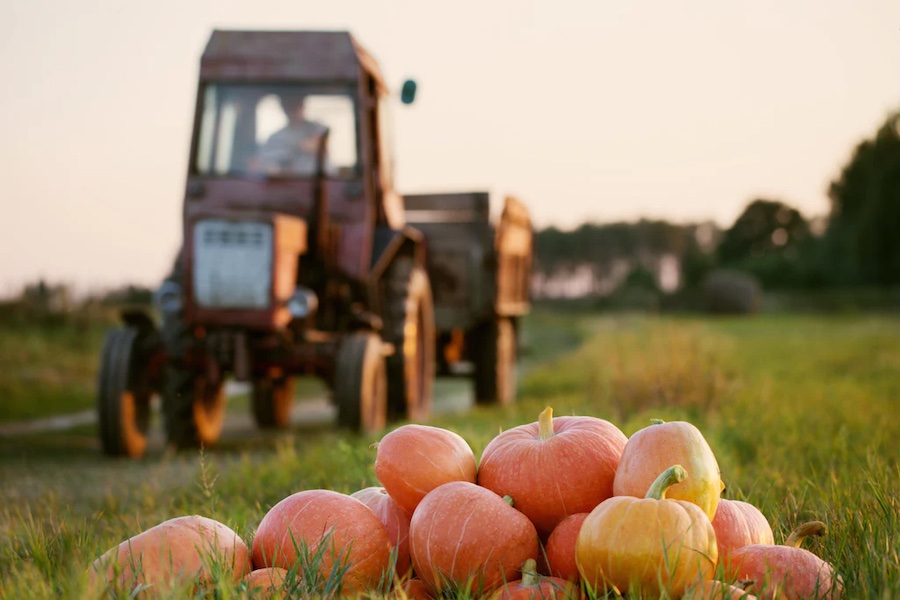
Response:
[334,332,387,433]
[97,327,158,458]
[252,376,294,429]
[382,256,435,421]
[163,366,226,449]
[472,317,517,405]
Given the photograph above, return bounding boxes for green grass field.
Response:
[0,309,897,597]
[0,316,108,423]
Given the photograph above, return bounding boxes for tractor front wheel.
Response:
[334,332,387,433]
[97,326,159,458]
[252,376,294,429]
[162,367,226,449]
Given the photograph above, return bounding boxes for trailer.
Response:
[404,193,533,404]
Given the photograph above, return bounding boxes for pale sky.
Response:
[2,0,898,294]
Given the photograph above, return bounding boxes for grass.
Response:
[0,315,109,423]
[0,308,898,597]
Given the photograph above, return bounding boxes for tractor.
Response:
[96,30,435,457]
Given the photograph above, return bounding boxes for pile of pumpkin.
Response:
[89,408,843,598]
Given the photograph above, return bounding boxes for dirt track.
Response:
[0,379,474,517]
[0,379,473,437]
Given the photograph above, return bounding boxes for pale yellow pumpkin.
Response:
[614,419,724,520]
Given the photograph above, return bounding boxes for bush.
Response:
[702,270,762,315]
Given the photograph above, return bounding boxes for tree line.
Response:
[533,108,900,300]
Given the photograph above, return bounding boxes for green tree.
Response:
[717,199,810,288]
[680,226,718,289]
[826,110,900,285]
[718,199,810,264]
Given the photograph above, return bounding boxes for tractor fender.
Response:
[120,308,158,336]
[117,308,167,386]
[368,225,427,314]
[369,225,426,284]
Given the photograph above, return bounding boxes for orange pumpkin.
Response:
[712,499,774,567]
[544,513,589,582]
[243,567,289,598]
[726,521,843,600]
[613,419,723,520]
[478,406,627,536]
[251,489,392,594]
[351,486,413,576]
[684,580,758,600]
[489,559,581,599]
[375,424,477,514]
[576,465,717,597]
[394,577,433,599]
[409,481,539,596]
[89,515,251,592]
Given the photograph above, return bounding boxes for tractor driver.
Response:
[255,91,328,176]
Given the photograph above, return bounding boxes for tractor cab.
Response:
[193,83,359,180]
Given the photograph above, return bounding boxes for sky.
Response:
[1,0,899,294]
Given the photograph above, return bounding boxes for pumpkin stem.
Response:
[650,418,666,425]
[538,407,555,440]
[785,521,828,548]
[503,495,515,507]
[645,465,687,500]
[520,559,539,586]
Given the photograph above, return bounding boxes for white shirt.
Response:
[257,120,328,176]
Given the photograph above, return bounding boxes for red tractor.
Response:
[97,31,435,457]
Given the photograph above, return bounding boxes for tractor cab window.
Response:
[194,84,358,179]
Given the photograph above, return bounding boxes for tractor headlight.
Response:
[287,287,318,319]
[155,280,183,315]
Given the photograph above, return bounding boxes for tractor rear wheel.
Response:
[472,317,517,405]
[162,366,226,449]
[381,257,435,421]
[252,376,294,429]
[334,332,387,433]
[97,326,158,458]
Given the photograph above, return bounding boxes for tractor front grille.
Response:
[193,220,273,309]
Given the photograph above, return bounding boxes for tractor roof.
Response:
[200,30,387,90]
